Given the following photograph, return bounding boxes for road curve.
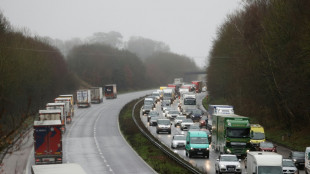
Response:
[26,90,156,174]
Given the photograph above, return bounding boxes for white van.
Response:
[246,151,283,174]
[306,147,310,174]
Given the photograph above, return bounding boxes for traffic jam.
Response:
[140,78,308,174]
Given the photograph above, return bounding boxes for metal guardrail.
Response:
[131,98,202,174]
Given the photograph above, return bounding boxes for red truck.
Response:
[33,120,62,165]
[191,81,202,93]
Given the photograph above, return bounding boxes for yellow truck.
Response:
[250,124,266,148]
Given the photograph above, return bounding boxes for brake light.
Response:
[56,158,62,161]
[35,159,40,162]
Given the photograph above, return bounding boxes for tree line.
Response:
[206,0,310,132]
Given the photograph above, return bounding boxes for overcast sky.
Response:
[0,0,242,67]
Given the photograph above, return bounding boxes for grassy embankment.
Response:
[119,99,196,174]
[202,97,310,151]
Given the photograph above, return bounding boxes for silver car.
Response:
[215,154,241,174]
[166,110,181,119]
[180,119,194,131]
[171,134,186,149]
[174,116,186,127]
[282,159,298,174]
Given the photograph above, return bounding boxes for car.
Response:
[171,134,186,149]
[199,116,209,128]
[189,109,204,122]
[149,116,159,126]
[184,108,196,117]
[156,119,171,134]
[174,115,186,127]
[166,110,181,119]
[215,154,242,174]
[142,105,153,115]
[188,124,200,132]
[282,159,299,174]
[180,119,194,131]
[200,128,212,142]
[289,151,305,169]
[147,111,159,122]
[202,86,207,92]
[163,107,173,117]
[161,100,171,110]
[257,142,277,152]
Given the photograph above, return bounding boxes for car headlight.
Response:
[293,159,297,162]
[190,147,194,150]
[246,149,250,153]
[227,149,231,153]
[220,164,225,168]
[206,148,209,151]
[237,164,241,168]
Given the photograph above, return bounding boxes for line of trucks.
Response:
[32,84,117,173]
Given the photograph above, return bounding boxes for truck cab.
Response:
[305,147,310,174]
[185,131,210,158]
[246,152,283,174]
[250,124,266,148]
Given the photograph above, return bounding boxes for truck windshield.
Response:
[190,137,208,144]
[252,132,265,140]
[227,128,250,138]
[257,166,282,174]
[184,98,196,105]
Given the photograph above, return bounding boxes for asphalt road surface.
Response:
[25,90,156,174]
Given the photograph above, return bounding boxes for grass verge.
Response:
[119,99,195,174]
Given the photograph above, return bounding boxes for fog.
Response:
[0,0,242,67]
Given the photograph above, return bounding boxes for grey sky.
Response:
[0,0,242,67]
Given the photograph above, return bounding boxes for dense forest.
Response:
[0,13,80,138]
[207,0,310,133]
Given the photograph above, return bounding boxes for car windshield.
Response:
[260,142,274,148]
[257,166,282,174]
[283,160,295,167]
[174,135,186,140]
[176,116,186,120]
[149,111,159,116]
[151,117,159,121]
[190,137,208,144]
[227,128,250,138]
[252,132,265,140]
[221,156,238,161]
[183,119,193,123]
[169,111,179,114]
[192,110,203,115]
[184,98,196,105]
[292,152,305,157]
[144,105,152,109]
[163,100,170,104]
[189,125,200,129]
[157,119,170,125]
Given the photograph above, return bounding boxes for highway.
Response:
[26,90,156,174]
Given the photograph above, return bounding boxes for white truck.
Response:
[46,103,67,133]
[90,87,103,103]
[55,97,72,124]
[306,147,310,174]
[246,151,283,174]
[181,93,197,115]
[163,88,175,103]
[31,163,86,174]
[77,89,91,108]
[208,105,234,116]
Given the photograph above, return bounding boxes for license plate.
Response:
[228,168,234,171]
[43,158,55,162]
[197,152,203,154]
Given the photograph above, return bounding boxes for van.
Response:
[246,152,283,174]
[185,131,209,158]
[305,147,310,174]
[250,124,266,148]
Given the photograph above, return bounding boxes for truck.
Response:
[306,147,310,174]
[246,152,283,174]
[191,80,202,93]
[33,120,62,165]
[59,94,74,117]
[250,124,266,148]
[208,105,234,116]
[55,97,72,123]
[90,87,103,103]
[31,163,86,174]
[174,78,183,84]
[212,114,251,157]
[76,89,91,108]
[45,103,67,133]
[185,131,210,158]
[163,88,175,103]
[180,93,197,115]
[105,84,117,99]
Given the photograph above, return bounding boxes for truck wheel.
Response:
[186,152,188,157]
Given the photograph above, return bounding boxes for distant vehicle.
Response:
[199,116,209,129]
[42,106,66,133]
[282,159,298,174]
[144,97,155,108]
[76,89,91,108]
[191,80,202,93]
[58,94,74,117]
[161,100,171,110]
[55,97,72,123]
[215,154,242,174]
[105,84,117,99]
[208,105,234,116]
[149,116,159,126]
[189,109,204,122]
[289,151,305,169]
[163,88,175,103]
[156,119,171,134]
[90,87,103,103]
[174,115,186,127]
[151,91,160,102]
[180,118,194,131]
[180,93,197,115]
[33,120,62,165]
[188,124,200,132]
[305,147,310,174]
[166,110,180,119]
[174,78,183,85]
[142,105,153,115]
[258,142,277,152]
[212,114,251,157]
[202,86,207,92]
[246,152,283,174]
[250,124,266,148]
[171,134,186,149]
[185,131,210,158]
[147,110,159,122]
[31,163,86,174]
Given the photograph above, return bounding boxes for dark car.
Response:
[147,111,159,122]
[142,105,153,115]
[189,109,204,122]
[258,142,277,152]
[289,151,305,169]
[199,116,209,128]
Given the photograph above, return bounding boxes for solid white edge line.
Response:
[24,147,33,174]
